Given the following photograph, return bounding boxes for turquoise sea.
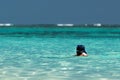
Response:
[0,26,120,80]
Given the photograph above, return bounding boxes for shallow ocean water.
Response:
[0,26,120,80]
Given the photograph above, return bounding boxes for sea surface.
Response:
[0,26,120,80]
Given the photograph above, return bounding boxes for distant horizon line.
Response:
[1,23,120,25]
[1,23,120,27]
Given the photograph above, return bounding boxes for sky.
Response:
[0,0,120,24]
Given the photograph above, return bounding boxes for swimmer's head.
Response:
[76,45,87,56]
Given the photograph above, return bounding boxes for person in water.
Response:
[75,45,88,56]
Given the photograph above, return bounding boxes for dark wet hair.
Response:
[76,45,87,56]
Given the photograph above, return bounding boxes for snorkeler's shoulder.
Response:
[74,53,88,57]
